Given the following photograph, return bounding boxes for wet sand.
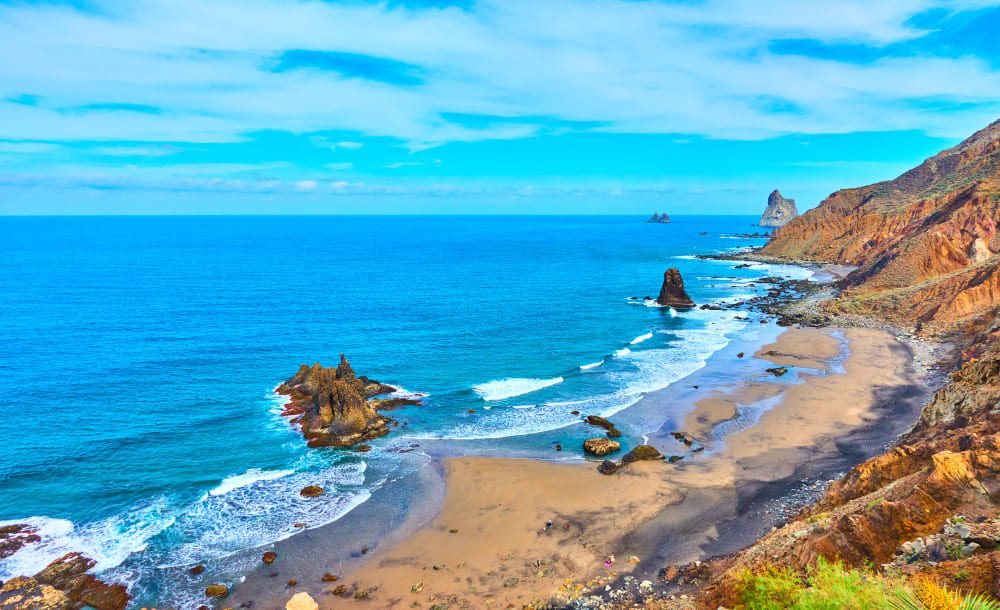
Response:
[227,326,924,609]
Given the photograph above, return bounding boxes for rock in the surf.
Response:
[300,485,324,497]
[765,366,789,377]
[0,524,40,561]
[645,212,671,223]
[584,438,621,457]
[656,268,696,308]
[276,354,416,448]
[205,585,228,597]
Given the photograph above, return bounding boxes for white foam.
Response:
[580,360,603,370]
[473,377,564,401]
[209,468,295,497]
[642,300,664,307]
[614,347,632,357]
[630,332,654,345]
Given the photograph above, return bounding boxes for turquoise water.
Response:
[0,215,809,606]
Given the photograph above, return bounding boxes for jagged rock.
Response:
[276,354,406,448]
[645,212,671,223]
[24,552,129,610]
[299,485,324,497]
[758,189,799,228]
[597,460,619,474]
[262,552,276,564]
[0,577,72,610]
[584,414,622,438]
[765,366,789,377]
[322,573,338,582]
[656,268,696,308]
[285,592,318,610]
[597,445,663,474]
[0,524,41,561]
[583,438,621,457]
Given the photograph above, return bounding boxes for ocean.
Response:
[0,215,811,607]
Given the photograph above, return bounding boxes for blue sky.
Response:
[1,0,999,214]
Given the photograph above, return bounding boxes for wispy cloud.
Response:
[324,162,354,170]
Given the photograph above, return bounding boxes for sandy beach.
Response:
[226,325,925,609]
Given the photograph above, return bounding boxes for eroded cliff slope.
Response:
[761,119,1000,330]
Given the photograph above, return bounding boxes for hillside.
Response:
[761,119,1000,331]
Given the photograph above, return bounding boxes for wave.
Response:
[473,377,564,401]
[580,360,603,370]
[630,332,654,345]
[210,468,295,497]
[614,347,632,357]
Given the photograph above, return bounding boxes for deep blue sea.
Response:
[0,215,810,607]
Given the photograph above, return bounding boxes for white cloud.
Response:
[324,162,354,170]
[0,142,63,153]
[0,0,996,152]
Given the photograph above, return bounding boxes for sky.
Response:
[1,0,999,215]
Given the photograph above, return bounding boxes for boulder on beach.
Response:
[597,444,664,474]
[300,485,324,497]
[0,552,132,610]
[262,551,277,564]
[206,584,228,597]
[286,592,319,610]
[656,268,696,308]
[584,438,621,456]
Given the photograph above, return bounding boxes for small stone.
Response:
[737,352,744,358]
[332,585,347,595]
[433,564,445,570]
[555,444,562,451]
[190,565,206,575]
[294,523,307,527]
[411,582,424,593]
[322,574,338,582]
[206,585,228,597]
[354,590,368,599]
[640,580,652,589]
[288,579,297,586]
[361,547,369,554]
[503,578,519,588]
[299,486,324,497]
[262,552,277,564]
[449,528,458,533]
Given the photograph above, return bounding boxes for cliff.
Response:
[683,118,1000,607]
[758,190,799,227]
[276,354,415,448]
[645,213,671,223]
[760,118,1000,331]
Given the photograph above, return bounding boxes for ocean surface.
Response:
[0,215,812,607]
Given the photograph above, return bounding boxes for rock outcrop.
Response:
[276,354,417,448]
[0,524,40,561]
[760,118,1000,330]
[583,437,620,457]
[656,268,695,308]
[0,553,129,610]
[758,189,799,227]
[645,212,671,223]
[596,445,663,474]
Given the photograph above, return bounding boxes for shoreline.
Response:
[225,320,937,609]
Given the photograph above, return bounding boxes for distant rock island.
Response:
[758,190,799,227]
[645,212,671,223]
[276,354,419,448]
[657,268,695,308]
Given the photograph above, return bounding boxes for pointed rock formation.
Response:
[758,190,799,227]
[645,212,671,223]
[656,268,695,308]
[276,354,412,448]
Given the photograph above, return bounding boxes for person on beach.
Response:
[605,554,615,567]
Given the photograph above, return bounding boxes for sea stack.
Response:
[276,354,401,448]
[656,268,695,308]
[758,190,799,227]
[645,212,671,223]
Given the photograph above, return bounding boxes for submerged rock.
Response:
[656,268,696,308]
[758,189,799,228]
[276,354,410,448]
[584,438,621,457]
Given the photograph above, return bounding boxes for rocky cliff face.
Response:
[656,268,695,308]
[758,190,799,227]
[645,212,671,223]
[760,119,1000,331]
[0,552,129,610]
[276,354,412,448]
